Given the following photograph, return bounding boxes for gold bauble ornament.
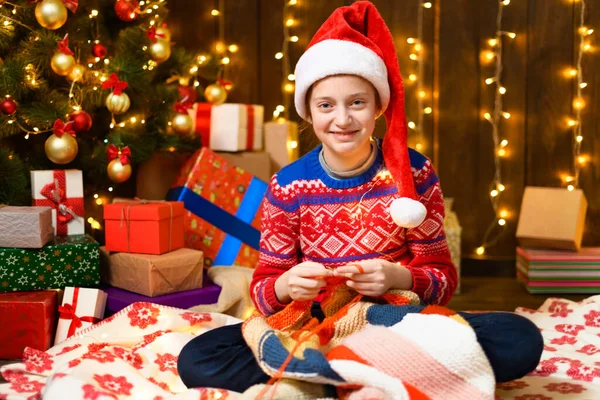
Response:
[149,41,171,63]
[107,159,132,183]
[35,0,68,30]
[51,52,76,76]
[204,83,227,105]
[45,133,78,164]
[106,92,131,114]
[172,112,193,134]
[156,26,171,42]
[67,63,86,82]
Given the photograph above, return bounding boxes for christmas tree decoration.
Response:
[149,40,171,63]
[172,102,193,134]
[0,96,17,115]
[107,144,132,183]
[51,35,76,76]
[66,63,86,82]
[204,82,227,105]
[92,43,107,58]
[68,109,92,133]
[102,73,130,114]
[156,24,171,42]
[35,0,69,30]
[114,0,139,22]
[45,119,78,164]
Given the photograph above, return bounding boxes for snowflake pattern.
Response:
[181,312,212,326]
[56,344,82,355]
[82,350,117,364]
[543,382,586,394]
[127,303,160,329]
[496,380,529,391]
[548,300,574,318]
[113,347,144,370]
[93,374,133,396]
[9,378,44,394]
[82,384,117,400]
[576,344,600,355]
[583,310,600,327]
[23,348,53,374]
[554,324,584,336]
[155,353,178,375]
[549,335,578,345]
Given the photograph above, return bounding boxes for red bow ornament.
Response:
[107,144,132,165]
[53,119,76,138]
[57,34,74,56]
[58,288,101,339]
[174,100,191,114]
[102,73,129,95]
[218,78,233,91]
[146,26,166,43]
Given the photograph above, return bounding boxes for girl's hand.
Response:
[275,262,333,303]
[333,259,413,297]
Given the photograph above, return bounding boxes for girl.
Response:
[178,1,543,393]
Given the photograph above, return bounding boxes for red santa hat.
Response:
[294,1,427,228]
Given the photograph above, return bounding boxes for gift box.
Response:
[444,198,462,295]
[0,206,54,248]
[0,234,101,293]
[264,120,299,173]
[100,247,204,297]
[31,170,85,236]
[104,200,184,255]
[516,246,600,294]
[516,186,587,251]
[103,282,221,317]
[216,151,272,182]
[55,286,107,344]
[0,291,57,359]
[190,103,264,151]
[167,148,267,268]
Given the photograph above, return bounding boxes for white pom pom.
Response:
[389,198,427,228]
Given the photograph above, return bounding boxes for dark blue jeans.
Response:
[177,304,543,393]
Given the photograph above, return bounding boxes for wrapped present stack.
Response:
[516,186,596,294]
[0,170,106,356]
[444,198,462,295]
[101,199,220,316]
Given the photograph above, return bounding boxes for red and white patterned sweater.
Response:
[250,141,457,316]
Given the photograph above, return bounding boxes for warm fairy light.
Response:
[228,44,238,53]
[498,218,506,226]
[567,119,578,127]
[580,82,587,88]
[499,209,509,218]
[284,83,294,93]
[289,0,297,4]
[288,74,295,81]
[408,121,416,130]
[414,43,422,52]
[407,38,416,44]
[500,139,508,147]
[423,2,432,8]
[485,77,496,85]
[276,105,285,112]
[275,52,283,59]
[497,183,506,192]
[286,18,295,27]
[573,97,585,110]
[497,148,507,157]
[501,0,510,5]
[476,246,485,255]
[568,185,575,191]
[501,112,511,119]
[289,140,298,149]
[498,86,506,94]
[490,190,499,197]
[418,90,426,98]
[130,117,137,123]
[576,135,583,142]
[409,53,418,61]
[222,57,230,64]
[577,155,589,165]
[409,74,417,81]
[290,35,299,42]
[424,107,432,114]
[415,142,423,151]
[488,38,498,47]
[484,112,492,121]
[211,9,220,16]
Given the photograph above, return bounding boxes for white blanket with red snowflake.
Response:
[495,295,600,399]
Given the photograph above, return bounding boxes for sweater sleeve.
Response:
[402,158,457,305]
[250,176,301,316]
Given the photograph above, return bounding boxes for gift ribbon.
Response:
[167,175,266,265]
[193,104,257,150]
[118,199,174,253]
[107,144,131,165]
[58,288,100,339]
[102,73,128,95]
[35,171,84,236]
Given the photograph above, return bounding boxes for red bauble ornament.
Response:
[92,43,107,58]
[68,110,93,133]
[0,97,17,115]
[114,0,139,22]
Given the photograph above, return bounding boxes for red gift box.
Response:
[0,291,57,359]
[104,201,184,255]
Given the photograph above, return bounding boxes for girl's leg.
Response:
[177,322,270,392]
[459,312,544,382]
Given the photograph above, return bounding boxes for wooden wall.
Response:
[169,0,600,259]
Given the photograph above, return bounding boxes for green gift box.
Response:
[0,234,100,293]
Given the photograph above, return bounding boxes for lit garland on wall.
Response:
[475,0,515,256]
[406,1,432,153]
[564,0,592,192]
[209,0,236,92]
[272,0,299,121]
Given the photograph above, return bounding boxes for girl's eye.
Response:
[352,100,365,106]
[318,103,332,109]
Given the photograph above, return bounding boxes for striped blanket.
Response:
[242,285,496,399]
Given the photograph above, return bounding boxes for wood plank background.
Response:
[169,0,599,260]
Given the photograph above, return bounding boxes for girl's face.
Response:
[308,75,379,163]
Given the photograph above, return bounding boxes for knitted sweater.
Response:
[251,140,457,316]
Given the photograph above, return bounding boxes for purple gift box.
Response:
[104,283,221,317]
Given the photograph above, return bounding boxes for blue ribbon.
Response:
[167,177,267,265]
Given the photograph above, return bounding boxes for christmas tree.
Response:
[0,0,225,206]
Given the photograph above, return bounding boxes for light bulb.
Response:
[409,74,417,82]
[476,246,485,255]
[488,38,497,47]
[567,185,575,191]
[424,107,432,114]
[490,189,499,197]
[499,87,507,94]
[498,219,506,226]
[576,135,583,143]
[275,52,283,59]
[408,121,416,129]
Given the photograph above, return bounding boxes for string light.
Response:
[272,0,299,120]
[476,0,514,256]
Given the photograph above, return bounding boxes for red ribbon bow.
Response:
[146,26,166,43]
[178,85,197,105]
[107,144,131,165]
[40,180,77,228]
[101,73,128,95]
[218,78,232,91]
[29,0,77,12]
[57,34,74,56]
[58,288,101,339]
[53,119,76,138]
[174,100,191,114]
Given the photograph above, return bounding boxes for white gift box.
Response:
[31,170,85,236]
[55,287,107,344]
[190,103,264,152]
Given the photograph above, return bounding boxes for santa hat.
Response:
[294,1,427,229]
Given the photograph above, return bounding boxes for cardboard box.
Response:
[0,291,57,359]
[55,287,107,344]
[167,148,267,268]
[264,120,299,173]
[104,201,185,255]
[30,170,85,236]
[100,247,204,297]
[0,206,54,248]
[516,187,587,251]
[190,103,264,151]
[216,151,272,183]
[136,151,189,200]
